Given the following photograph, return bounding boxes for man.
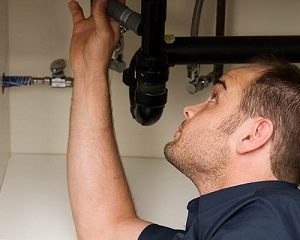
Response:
[67,0,300,239]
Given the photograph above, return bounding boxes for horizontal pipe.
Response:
[166,36,300,65]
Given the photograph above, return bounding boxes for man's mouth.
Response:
[174,122,185,139]
[174,130,181,139]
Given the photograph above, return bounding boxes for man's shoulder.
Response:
[211,186,300,239]
[231,184,300,220]
[253,183,300,207]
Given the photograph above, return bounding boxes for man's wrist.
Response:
[72,68,109,90]
[73,68,109,80]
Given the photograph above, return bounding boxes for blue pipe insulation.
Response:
[2,75,32,88]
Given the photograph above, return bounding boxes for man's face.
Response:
[164,66,264,185]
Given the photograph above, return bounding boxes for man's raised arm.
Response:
[67,0,150,239]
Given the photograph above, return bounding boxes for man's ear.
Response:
[236,118,274,154]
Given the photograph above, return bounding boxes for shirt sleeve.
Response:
[138,224,186,240]
[211,225,276,240]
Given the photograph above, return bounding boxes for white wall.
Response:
[2,0,300,239]
[0,0,10,190]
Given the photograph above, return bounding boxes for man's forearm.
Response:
[67,72,139,239]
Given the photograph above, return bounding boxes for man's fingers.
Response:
[92,0,111,33]
[69,1,85,24]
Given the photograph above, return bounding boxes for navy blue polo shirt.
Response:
[138,181,300,240]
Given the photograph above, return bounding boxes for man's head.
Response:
[239,58,300,185]
[164,58,300,193]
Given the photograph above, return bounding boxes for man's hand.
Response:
[69,0,122,77]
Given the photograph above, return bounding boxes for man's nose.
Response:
[183,103,206,119]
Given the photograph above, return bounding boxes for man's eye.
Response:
[207,93,218,103]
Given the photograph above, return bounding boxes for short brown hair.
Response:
[239,57,300,185]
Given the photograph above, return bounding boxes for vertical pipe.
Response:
[216,0,226,37]
[141,0,167,57]
[214,0,226,78]
[191,0,205,37]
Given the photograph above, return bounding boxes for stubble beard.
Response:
[164,111,244,191]
[164,127,231,188]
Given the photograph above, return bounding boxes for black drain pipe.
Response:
[166,36,300,65]
[213,0,226,78]
[123,0,169,126]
